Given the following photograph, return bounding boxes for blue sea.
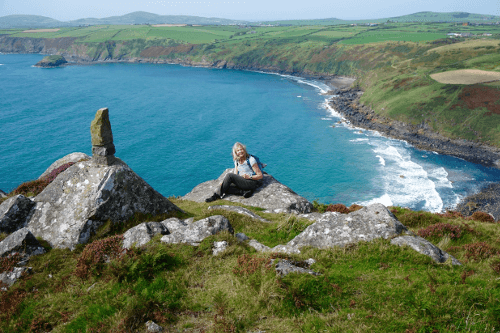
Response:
[2,53,500,212]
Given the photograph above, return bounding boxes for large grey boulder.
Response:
[38,152,90,180]
[182,169,313,214]
[27,158,182,249]
[123,222,169,249]
[0,228,45,259]
[287,204,407,249]
[161,215,233,246]
[391,235,461,265]
[0,195,35,233]
[208,205,271,223]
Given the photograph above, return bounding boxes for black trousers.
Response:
[216,173,261,196]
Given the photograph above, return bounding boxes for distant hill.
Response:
[0,11,498,29]
[0,15,65,28]
[0,11,249,28]
[265,11,500,26]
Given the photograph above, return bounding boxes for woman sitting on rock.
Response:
[205,142,263,202]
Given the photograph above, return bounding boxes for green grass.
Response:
[2,199,500,332]
[339,30,448,44]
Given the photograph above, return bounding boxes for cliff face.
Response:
[0,36,77,54]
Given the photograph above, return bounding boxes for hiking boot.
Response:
[243,190,254,198]
[205,193,220,202]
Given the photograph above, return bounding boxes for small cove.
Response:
[2,53,500,212]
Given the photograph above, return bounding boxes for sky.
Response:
[0,0,498,21]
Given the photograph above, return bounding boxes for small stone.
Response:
[92,155,116,166]
[92,144,116,157]
[145,320,163,332]
[213,241,228,255]
[235,232,249,241]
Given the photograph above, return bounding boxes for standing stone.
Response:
[90,108,116,166]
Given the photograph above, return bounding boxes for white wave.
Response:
[321,117,332,121]
[297,95,302,98]
[252,70,331,94]
[376,155,386,166]
[359,193,393,207]
[350,138,369,142]
[427,167,453,189]
[370,144,444,212]
[0,64,3,66]
[322,100,343,118]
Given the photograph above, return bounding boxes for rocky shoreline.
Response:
[329,87,500,219]
[328,88,500,169]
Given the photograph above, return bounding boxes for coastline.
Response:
[328,87,500,169]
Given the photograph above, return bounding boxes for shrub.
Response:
[470,211,495,223]
[463,242,498,261]
[348,204,363,212]
[392,209,442,228]
[75,235,124,279]
[417,223,463,240]
[232,254,268,276]
[436,210,464,219]
[326,203,350,214]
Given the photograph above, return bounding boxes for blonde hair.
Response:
[232,142,249,161]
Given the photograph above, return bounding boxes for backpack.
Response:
[246,154,267,175]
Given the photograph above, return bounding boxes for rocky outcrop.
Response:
[0,228,45,259]
[38,152,90,180]
[183,169,313,214]
[456,182,500,221]
[0,195,35,233]
[35,54,68,67]
[208,205,271,223]
[287,204,406,249]
[27,158,181,249]
[329,88,500,168]
[391,235,461,265]
[26,108,181,249]
[161,215,233,246]
[0,189,7,199]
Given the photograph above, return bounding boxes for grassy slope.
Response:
[1,199,500,332]
[1,22,500,146]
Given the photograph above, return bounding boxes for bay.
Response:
[1,53,500,212]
